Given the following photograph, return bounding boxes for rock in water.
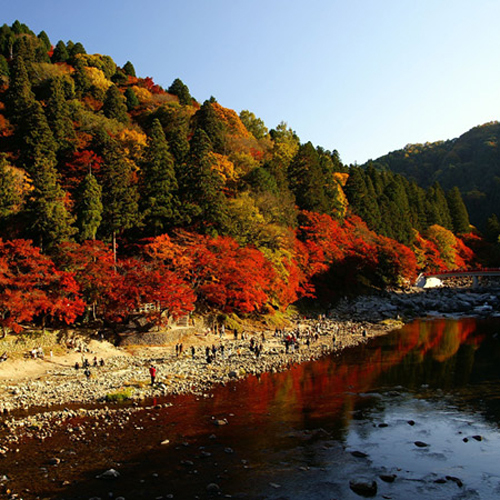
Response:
[97,468,120,479]
[349,479,378,497]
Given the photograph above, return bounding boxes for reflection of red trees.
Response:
[201,319,479,427]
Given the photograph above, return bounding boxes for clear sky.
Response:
[3,0,500,165]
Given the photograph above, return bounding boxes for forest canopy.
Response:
[0,21,491,335]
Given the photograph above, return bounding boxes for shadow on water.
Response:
[4,317,500,499]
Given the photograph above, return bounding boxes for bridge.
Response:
[416,268,500,288]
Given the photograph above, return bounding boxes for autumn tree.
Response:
[0,239,85,336]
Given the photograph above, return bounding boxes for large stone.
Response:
[349,479,378,497]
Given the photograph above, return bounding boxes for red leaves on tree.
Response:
[145,232,276,315]
[0,239,85,334]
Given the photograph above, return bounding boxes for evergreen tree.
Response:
[194,100,225,152]
[178,128,229,234]
[76,173,103,241]
[102,84,129,123]
[27,156,76,250]
[288,142,330,214]
[447,186,470,233]
[72,58,91,97]
[486,214,500,243]
[21,101,75,249]
[100,138,140,254]
[68,41,86,62]
[124,87,139,111]
[168,78,193,105]
[344,167,381,229]
[426,182,453,230]
[140,119,179,235]
[0,24,14,59]
[122,60,136,77]
[379,178,414,244]
[406,180,428,232]
[21,100,57,173]
[45,78,76,154]
[51,40,69,63]
[6,55,35,127]
[37,31,51,52]
[150,105,191,164]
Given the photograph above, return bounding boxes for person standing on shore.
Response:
[149,365,157,386]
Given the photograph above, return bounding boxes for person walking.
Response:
[149,364,157,386]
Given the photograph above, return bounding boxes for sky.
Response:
[2,0,500,165]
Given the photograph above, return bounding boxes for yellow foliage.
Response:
[331,176,348,219]
[85,66,112,92]
[207,152,236,182]
[31,63,72,84]
[426,224,457,267]
[116,128,148,159]
[132,85,153,103]
[333,172,349,186]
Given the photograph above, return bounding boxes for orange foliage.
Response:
[212,102,251,138]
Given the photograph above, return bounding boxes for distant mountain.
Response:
[365,122,500,229]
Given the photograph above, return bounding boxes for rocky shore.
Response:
[1,285,499,449]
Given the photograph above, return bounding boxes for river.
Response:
[3,317,500,499]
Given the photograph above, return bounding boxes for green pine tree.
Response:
[46,78,76,154]
[100,139,140,255]
[76,173,103,241]
[102,84,129,123]
[140,119,179,235]
[427,182,453,230]
[122,61,136,77]
[178,128,229,234]
[288,142,330,214]
[51,40,69,63]
[124,87,139,111]
[447,186,470,234]
[168,78,193,105]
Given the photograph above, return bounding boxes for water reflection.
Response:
[6,317,500,499]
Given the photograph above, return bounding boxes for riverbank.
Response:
[0,316,398,415]
[1,285,499,415]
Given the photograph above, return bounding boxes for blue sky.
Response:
[3,1,500,165]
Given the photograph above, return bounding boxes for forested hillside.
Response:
[365,121,500,236]
[0,21,487,334]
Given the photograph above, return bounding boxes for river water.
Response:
[4,317,500,499]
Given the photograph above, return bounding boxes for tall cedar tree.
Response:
[168,78,193,106]
[122,61,136,77]
[140,119,179,235]
[179,128,229,235]
[426,182,453,230]
[45,77,76,154]
[6,55,35,133]
[447,186,470,234]
[102,85,129,124]
[100,138,139,253]
[51,40,69,63]
[194,100,225,153]
[23,101,75,249]
[76,172,103,241]
[288,142,331,215]
[344,167,381,230]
